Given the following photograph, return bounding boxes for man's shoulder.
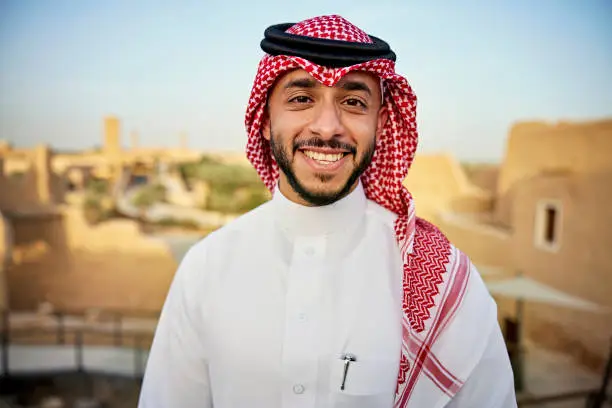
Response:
[365,199,398,229]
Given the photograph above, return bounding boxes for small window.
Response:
[535,200,562,251]
[544,206,557,244]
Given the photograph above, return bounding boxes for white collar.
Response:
[271,181,367,238]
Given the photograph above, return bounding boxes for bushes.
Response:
[82,178,114,225]
[206,187,268,214]
[86,178,109,195]
[155,217,200,230]
[197,164,262,192]
[178,155,222,181]
[83,195,114,225]
[181,154,270,214]
[130,183,166,214]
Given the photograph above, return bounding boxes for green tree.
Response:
[131,183,166,217]
[177,155,270,214]
[85,178,109,195]
[81,178,114,225]
[83,196,104,225]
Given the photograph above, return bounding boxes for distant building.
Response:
[104,116,121,155]
[0,116,209,315]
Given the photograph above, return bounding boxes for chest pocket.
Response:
[328,357,398,407]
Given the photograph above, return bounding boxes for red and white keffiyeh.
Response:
[245,15,477,406]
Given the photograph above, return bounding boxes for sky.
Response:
[1,0,611,162]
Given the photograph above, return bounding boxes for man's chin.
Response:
[294,180,356,206]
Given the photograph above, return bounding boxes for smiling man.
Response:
[266,70,386,206]
[139,15,516,408]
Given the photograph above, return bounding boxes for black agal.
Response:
[260,23,396,68]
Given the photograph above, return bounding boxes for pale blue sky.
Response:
[1,0,611,162]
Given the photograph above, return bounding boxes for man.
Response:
[139,15,516,407]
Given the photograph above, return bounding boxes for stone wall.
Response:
[496,119,612,226]
[510,171,612,368]
[437,215,512,270]
[404,153,490,224]
[6,207,177,313]
[0,146,66,211]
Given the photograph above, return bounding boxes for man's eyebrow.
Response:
[282,77,373,97]
[337,80,372,97]
[283,77,318,90]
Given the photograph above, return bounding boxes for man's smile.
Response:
[297,148,352,172]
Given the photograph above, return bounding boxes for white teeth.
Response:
[303,150,344,163]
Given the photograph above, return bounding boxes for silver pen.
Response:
[340,353,357,391]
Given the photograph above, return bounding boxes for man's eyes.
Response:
[287,96,367,108]
[288,95,312,104]
[343,98,367,108]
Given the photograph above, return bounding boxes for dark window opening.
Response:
[544,206,557,245]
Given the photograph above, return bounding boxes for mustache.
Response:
[293,138,357,155]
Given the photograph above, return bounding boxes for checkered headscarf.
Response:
[245,15,452,399]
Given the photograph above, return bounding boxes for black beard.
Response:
[269,131,376,206]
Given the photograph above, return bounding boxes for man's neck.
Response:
[277,175,360,208]
[271,178,367,238]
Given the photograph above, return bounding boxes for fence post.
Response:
[56,312,65,345]
[1,309,8,377]
[75,330,83,373]
[114,312,122,347]
[134,334,142,379]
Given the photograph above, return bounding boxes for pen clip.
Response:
[340,353,357,391]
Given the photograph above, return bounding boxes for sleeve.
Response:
[446,316,518,408]
[138,243,213,408]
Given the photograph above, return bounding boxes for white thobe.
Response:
[139,182,516,408]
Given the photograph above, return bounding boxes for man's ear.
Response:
[262,112,271,141]
[376,106,389,139]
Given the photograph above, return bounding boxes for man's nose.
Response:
[308,100,345,139]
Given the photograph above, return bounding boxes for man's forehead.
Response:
[277,68,381,88]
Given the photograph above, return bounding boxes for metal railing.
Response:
[1,309,610,407]
[0,308,158,379]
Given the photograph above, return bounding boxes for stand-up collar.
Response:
[271,182,367,237]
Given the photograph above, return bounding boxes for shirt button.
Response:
[304,247,314,256]
[293,384,305,394]
[298,312,307,322]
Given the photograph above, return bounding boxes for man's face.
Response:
[262,69,388,206]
